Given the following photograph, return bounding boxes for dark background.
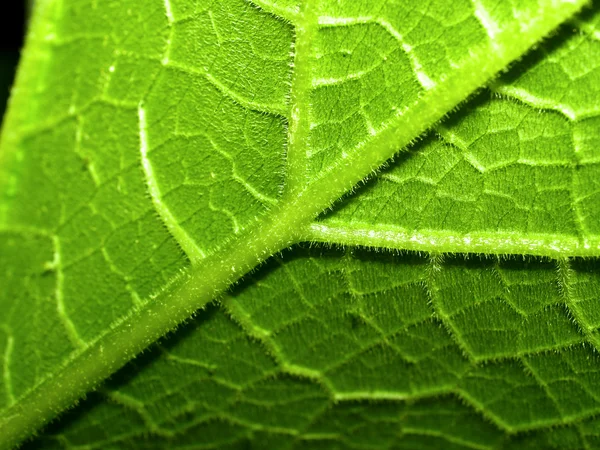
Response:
[0,2,28,120]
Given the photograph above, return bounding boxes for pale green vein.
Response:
[456,387,600,433]
[312,69,372,88]
[576,424,593,450]
[138,104,206,264]
[1,329,14,406]
[436,124,487,173]
[423,253,474,361]
[208,10,223,44]
[556,258,600,348]
[198,132,279,206]
[401,428,493,450]
[101,248,143,308]
[303,221,600,257]
[171,133,278,207]
[0,226,52,239]
[163,0,174,24]
[101,389,173,437]
[317,15,436,90]
[278,256,314,310]
[166,61,288,116]
[492,82,581,120]
[221,296,327,383]
[454,391,516,432]
[162,0,174,65]
[471,0,501,40]
[74,117,100,186]
[520,356,564,420]
[333,388,447,403]
[208,199,240,234]
[158,346,216,371]
[51,236,86,349]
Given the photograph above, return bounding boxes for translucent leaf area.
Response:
[0,0,599,448]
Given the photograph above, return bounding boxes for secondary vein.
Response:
[138,104,206,264]
[303,221,600,257]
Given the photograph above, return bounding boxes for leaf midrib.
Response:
[0,1,590,448]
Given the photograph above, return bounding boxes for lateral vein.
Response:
[138,104,206,264]
[303,221,600,257]
[1,331,14,406]
[52,236,87,349]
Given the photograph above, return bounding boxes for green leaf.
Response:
[0,0,598,448]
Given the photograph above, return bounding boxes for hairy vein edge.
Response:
[0,0,590,448]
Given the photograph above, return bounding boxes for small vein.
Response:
[471,0,501,40]
[401,427,493,450]
[208,198,240,234]
[436,125,487,173]
[138,104,206,264]
[491,83,579,120]
[2,330,15,406]
[220,297,327,383]
[74,117,100,186]
[204,70,288,116]
[163,0,174,25]
[317,16,436,90]
[520,356,564,420]
[162,0,174,65]
[576,423,593,450]
[158,345,215,371]
[277,256,314,310]
[101,248,143,307]
[165,61,288,116]
[208,10,222,44]
[556,258,596,341]
[423,253,475,360]
[201,134,279,206]
[52,236,87,349]
[102,389,173,437]
[312,69,371,88]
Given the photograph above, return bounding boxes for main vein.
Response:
[0,1,589,448]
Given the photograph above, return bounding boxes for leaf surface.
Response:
[0,0,597,448]
[25,251,600,449]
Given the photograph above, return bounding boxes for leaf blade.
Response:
[0,0,592,448]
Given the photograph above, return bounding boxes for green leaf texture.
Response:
[0,0,599,448]
[24,251,600,449]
